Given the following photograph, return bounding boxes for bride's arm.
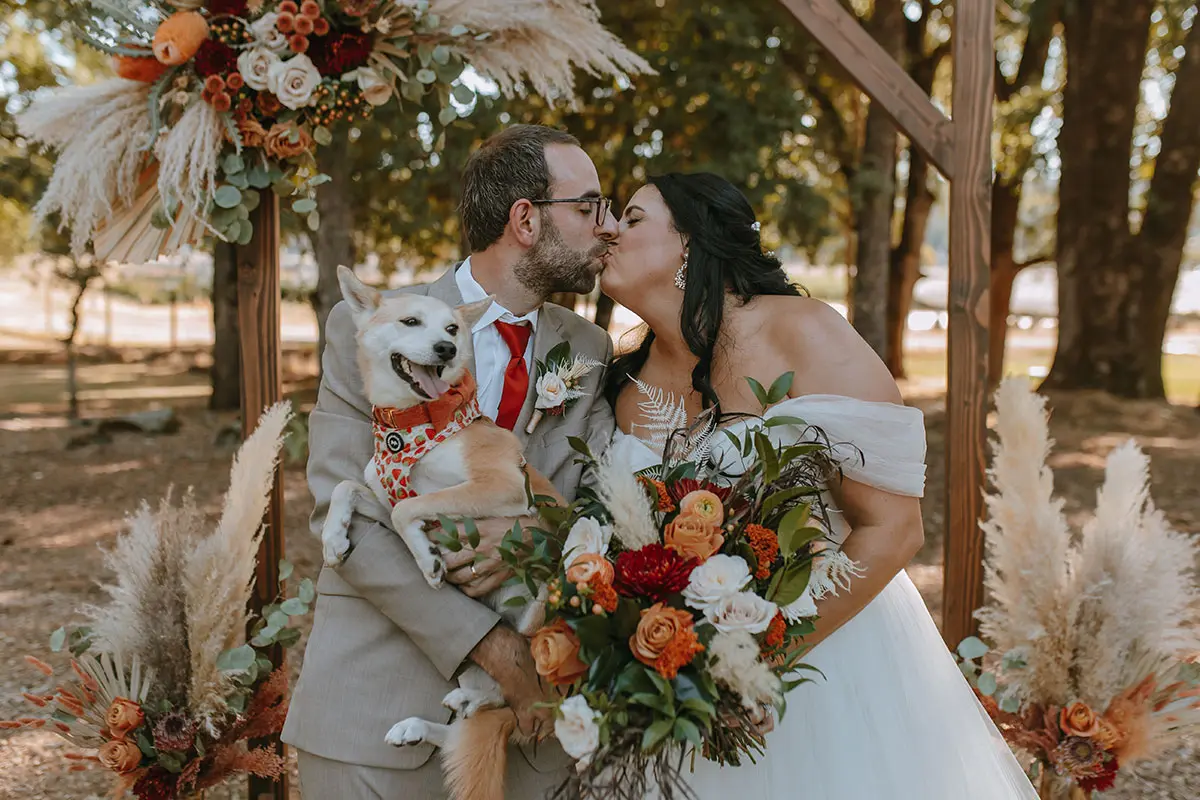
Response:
[765,296,925,650]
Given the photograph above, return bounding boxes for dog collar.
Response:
[372,371,478,435]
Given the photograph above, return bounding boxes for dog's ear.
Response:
[337,265,380,321]
[455,296,495,329]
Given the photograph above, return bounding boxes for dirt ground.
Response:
[1,351,1198,799]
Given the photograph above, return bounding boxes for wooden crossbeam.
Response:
[778,0,957,179]
[778,0,994,647]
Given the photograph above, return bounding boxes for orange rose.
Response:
[98,738,142,773]
[104,697,143,739]
[1060,701,1100,737]
[237,116,269,149]
[631,603,704,678]
[264,122,314,159]
[665,513,724,562]
[566,553,615,587]
[530,619,588,686]
[679,490,724,527]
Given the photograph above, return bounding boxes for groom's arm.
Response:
[309,300,501,681]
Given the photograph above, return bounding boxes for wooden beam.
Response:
[941,0,993,647]
[235,193,289,800]
[778,0,957,179]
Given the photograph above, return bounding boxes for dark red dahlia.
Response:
[193,39,238,77]
[206,0,248,14]
[667,478,731,504]
[1078,756,1120,793]
[614,543,698,603]
[133,767,178,800]
[307,30,373,75]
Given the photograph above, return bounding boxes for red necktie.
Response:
[494,320,533,430]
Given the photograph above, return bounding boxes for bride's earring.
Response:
[674,252,688,290]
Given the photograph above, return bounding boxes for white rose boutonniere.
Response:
[526,342,602,434]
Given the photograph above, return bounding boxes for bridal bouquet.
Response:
[474,376,857,798]
[957,380,1200,799]
[3,404,309,799]
[20,0,648,262]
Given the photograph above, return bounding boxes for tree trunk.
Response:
[1120,20,1200,399]
[885,145,932,377]
[1043,0,1156,395]
[852,0,905,360]
[210,241,241,411]
[594,293,616,331]
[62,263,95,421]
[312,136,355,372]
[548,291,578,312]
[988,175,1023,388]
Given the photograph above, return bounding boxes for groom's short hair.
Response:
[460,124,581,252]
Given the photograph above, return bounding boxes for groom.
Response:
[282,124,619,797]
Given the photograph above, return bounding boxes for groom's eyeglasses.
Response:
[531,195,612,227]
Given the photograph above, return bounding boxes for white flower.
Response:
[682,554,751,613]
[249,13,290,53]
[708,630,781,710]
[237,47,281,92]
[555,695,602,765]
[356,67,393,107]
[536,372,569,410]
[706,591,777,634]
[268,53,323,110]
[563,517,611,567]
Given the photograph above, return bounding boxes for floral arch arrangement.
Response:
[20,0,649,262]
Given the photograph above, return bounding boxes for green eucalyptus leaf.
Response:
[278,559,294,581]
[307,211,320,231]
[214,185,242,209]
[216,644,256,672]
[432,45,451,65]
[298,577,316,605]
[957,636,989,661]
[236,220,254,246]
[241,189,261,213]
[292,198,318,214]
[452,83,475,104]
[976,672,998,696]
[49,627,67,652]
[438,106,458,126]
[281,597,309,616]
[223,153,245,174]
[313,126,333,146]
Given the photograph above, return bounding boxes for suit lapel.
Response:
[512,307,567,448]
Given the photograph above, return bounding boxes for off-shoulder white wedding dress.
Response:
[613,394,1037,800]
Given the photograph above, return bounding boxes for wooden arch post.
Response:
[234,191,289,800]
[778,0,994,647]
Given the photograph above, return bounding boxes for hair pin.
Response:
[751,221,761,232]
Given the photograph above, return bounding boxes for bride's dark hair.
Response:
[604,172,803,413]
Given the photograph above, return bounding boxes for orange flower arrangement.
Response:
[631,603,704,679]
[264,122,314,159]
[98,738,142,773]
[1059,701,1100,737]
[664,512,724,561]
[640,476,675,512]
[761,611,786,653]
[679,489,724,526]
[744,524,780,580]
[566,553,615,587]
[104,697,144,739]
[531,619,589,686]
[112,54,169,83]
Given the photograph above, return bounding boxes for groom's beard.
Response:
[514,216,605,297]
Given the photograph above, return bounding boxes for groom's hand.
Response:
[441,516,534,598]
[468,625,555,739]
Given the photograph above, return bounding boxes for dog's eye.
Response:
[445,324,459,336]
[399,317,420,327]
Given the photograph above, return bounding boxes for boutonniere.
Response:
[526,341,603,434]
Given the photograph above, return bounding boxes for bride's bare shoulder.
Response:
[745,295,901,404]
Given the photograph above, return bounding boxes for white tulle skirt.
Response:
[681,572,1038,800]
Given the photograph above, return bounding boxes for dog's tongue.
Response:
[410,363,450,399]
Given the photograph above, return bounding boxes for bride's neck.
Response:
[633,291,689,358]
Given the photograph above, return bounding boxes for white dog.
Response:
[321,266,556,800]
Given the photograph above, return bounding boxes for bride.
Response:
[596,172,1037,799]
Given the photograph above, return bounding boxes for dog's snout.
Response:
[433,341,457,362]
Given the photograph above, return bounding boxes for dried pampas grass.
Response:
[594,437,659,550]
[156,99,225,234]
[19,78,155,255]
[430,0,654,101]
[976,379,1200,757]
[185,402,292,729]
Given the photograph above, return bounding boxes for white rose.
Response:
[554,695,601,764]
[706,591,778,634]
[682,554,751,613]
[249,13,290,53]
[535,372,568,410]
[268,53,323,110]
[356,67,393,107]
[237,47,281,92]
[563,516,611,567]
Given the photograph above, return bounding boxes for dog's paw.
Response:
[442,688,490,719]
[409,525,445,588]
[321,532,351,567]
[385,718,430,748]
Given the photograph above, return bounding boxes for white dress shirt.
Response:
[455,258,538,421]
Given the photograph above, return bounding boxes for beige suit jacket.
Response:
[282,266,616,775]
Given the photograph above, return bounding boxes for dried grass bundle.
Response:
[184,402,291,729]
[594,438,660,550]
[155,99,225,233]
[430,0,654,101]
[18,78,154,255]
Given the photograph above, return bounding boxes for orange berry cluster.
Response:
[308,81,373,127]
[277,0,330,54]
[208,16,251,48]
[201,72,250,113]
